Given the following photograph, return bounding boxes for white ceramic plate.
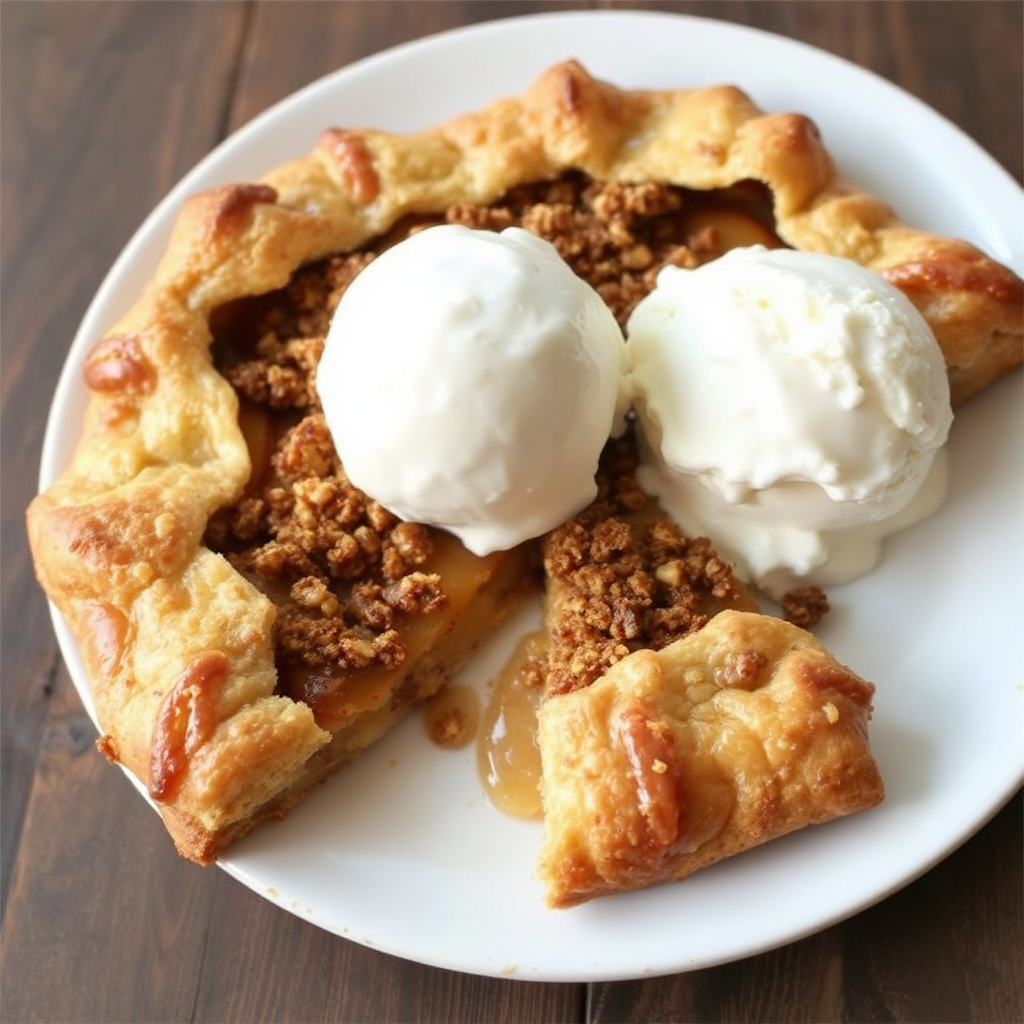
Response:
[41,11,1024,982]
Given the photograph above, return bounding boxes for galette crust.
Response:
[272,60,1022,403]
[536,610,884,908]
[26,61,1013,864]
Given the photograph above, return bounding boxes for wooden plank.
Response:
[189,887,583,1022]
[1,2,249,1019]
[1,666,224,1022]
[225,0,580,133]
[0,0,249,911]
[589,931,848,1023]
[3,1,1020,1021]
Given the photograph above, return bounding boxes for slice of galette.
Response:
[27,61,1019,865]
[536,610,884,909]
[529,436,879,908]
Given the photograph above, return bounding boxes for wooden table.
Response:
[2,3,1021,1021]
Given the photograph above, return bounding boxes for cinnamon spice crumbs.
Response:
[782,587,831,629]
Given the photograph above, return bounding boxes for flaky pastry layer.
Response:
[26,61,1015,865]
[536,610,884,908]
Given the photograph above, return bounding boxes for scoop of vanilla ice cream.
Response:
[627,245,953,598]
[317,224,628,555]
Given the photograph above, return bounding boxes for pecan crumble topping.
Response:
[205,173,785,703]
[543,434,751,697]
[781,586,831,629]
[446,174,776,325]
[206,255,442,695]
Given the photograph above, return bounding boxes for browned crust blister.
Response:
[26,61,1021,866]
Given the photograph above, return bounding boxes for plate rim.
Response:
[38,7,1024,982]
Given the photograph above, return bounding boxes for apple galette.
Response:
[27,63,1020,886]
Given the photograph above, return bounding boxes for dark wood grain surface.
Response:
[2,3,1021,1022]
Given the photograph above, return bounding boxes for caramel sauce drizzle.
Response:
[475,632,548,821]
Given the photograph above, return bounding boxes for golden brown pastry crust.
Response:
[26,61,1010,866]
[536,610,884,908]
[271,60,1021,402]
